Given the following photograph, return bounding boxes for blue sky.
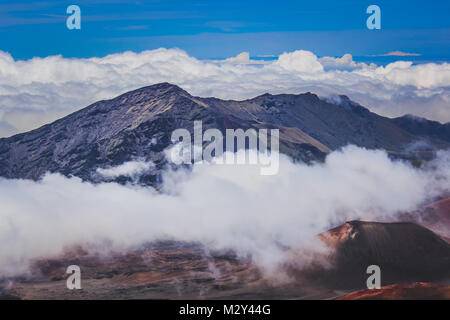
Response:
[0,0,449,62]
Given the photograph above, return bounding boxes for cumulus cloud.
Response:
[319,54,376,70]
[357,61,450,89]
[276,50,324,73]
[0,48,449,137]
[0,146,449,277]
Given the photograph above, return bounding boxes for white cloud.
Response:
[369,62,450,89]
[0,146,449,277]
[0,48,449,137]
[276,50,324,73]
[319,54,376,70]
[96,160,153,179]
[212,52,268,65]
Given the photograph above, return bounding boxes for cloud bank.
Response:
[0,146,449,277]
[0,48,449,137]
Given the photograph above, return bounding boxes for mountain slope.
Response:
[399,197,450,238]
[317,221,450,287]
[0,83,448,185]
[392,114,450,143]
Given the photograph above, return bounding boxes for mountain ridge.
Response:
[0,82,449,185]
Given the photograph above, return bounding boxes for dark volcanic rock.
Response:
[318,221,450,288]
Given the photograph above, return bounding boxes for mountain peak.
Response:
[144,82,186,92]
[116,82,189,100]
[78,82,191,118]
[0,84,449,184]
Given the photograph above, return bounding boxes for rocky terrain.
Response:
[0,242,337,300]
[1,83,450,300]
[316,219,450,287]
[1,197,449,300]
[0,83,449,186]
